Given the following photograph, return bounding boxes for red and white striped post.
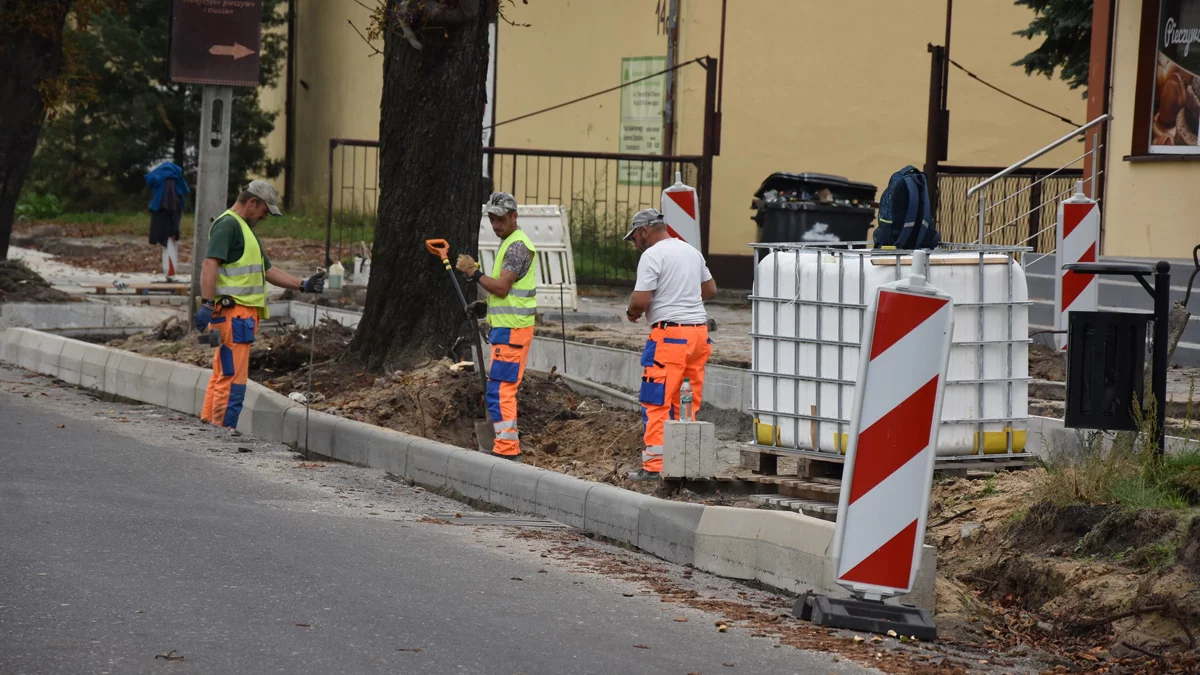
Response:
[830,250,954,601]
[1054,181,1100,351]
[661,172,701,251]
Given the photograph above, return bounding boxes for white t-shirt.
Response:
[634,238,713,325]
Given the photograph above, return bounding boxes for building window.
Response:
[1142,0,1200,154]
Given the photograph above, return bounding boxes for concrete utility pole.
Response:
[189,86,233,325]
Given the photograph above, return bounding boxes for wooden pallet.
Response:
[749,494,838,522]
[82,283,189,296]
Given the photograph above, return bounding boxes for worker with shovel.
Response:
[456,192,538,461]
[193,181,327,430]
[624,208,717,481]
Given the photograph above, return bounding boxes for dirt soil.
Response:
[1030,343,1067,382]
[0,260,76,303]
[14,227,326,276]
[927,470,1200,672]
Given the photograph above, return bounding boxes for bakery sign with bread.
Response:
[1151,0,1200,153]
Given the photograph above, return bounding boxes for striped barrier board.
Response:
[830,268,954,601]
[1055,184,1100,351]
[661,173,701,252]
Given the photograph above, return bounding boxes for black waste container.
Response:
[751,172,877,245]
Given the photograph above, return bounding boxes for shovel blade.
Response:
[474,418,495,453]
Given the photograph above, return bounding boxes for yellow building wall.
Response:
[270,1,1087,248]
[1101,1,1200,258]
[261,0,384,210]
[496,0,1089,257]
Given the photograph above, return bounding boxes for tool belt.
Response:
[651,321,706,329]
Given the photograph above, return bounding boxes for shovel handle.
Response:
[425,239,450,260]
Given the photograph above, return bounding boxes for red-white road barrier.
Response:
[1054,182,1100,351]
[831,251,954,600]
[661,173,701,251]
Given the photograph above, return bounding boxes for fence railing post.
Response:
[325,139,335,267]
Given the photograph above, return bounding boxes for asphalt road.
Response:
[0,366,872,675]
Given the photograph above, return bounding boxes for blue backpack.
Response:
[873,166,941,250]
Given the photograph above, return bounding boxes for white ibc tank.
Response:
[751,246,1029,457]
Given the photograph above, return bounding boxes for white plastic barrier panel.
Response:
[479,205,577,311]
[661,173,701,251]
[1054,181,1100,351]
[830,253,953,600]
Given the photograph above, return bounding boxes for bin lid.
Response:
[752,172,878,205]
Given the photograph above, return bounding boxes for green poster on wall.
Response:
[619,56,666,185]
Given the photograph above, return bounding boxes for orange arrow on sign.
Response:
[209,43,256,60]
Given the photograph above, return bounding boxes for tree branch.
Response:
[346,18,383,56]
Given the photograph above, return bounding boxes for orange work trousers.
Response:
[639,324,712,472]
[486,326,534,456]
[200,304,259,429]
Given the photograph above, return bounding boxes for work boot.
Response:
[491,452,520,462]
[626,468,660,482]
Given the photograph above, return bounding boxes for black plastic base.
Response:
[793,592,937,642]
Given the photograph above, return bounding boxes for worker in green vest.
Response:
[456,192,539,460]
[194,181,326,430]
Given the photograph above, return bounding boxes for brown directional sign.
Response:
[169,0,262,87]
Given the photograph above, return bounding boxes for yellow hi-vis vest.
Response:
[487,229,538,328]
[212,209,270,319]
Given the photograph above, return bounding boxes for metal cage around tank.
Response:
[748,242,1035,465]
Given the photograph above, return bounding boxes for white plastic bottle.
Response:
[327,261,344,290]
[680,378,694,422]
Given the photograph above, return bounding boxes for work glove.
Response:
[471,300,488,319]
[194,300,214,332]
[456,253,479,276]
[301,270,327,294]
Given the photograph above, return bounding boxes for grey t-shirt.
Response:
[634,238,712,324]
[500,240,533,279]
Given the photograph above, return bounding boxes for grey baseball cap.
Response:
[245,180,282,216]
[485,191,518,217]
[623,208,664,241]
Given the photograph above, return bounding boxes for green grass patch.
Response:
[26,206,372,245]
[1123,542,1176,572]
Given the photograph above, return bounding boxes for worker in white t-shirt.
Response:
[623,208,717,481]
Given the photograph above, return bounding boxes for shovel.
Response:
[425,238,494,453]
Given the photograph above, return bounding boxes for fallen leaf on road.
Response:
[295,623,311,627]
[510,577,523,581]
[537,569,547,573]
[397,648,422,653]
[632,644,650,649]
[57,424,65,428]
[853,635,864,644]
[887,629,897,637]
[155,650,184,661]
[622,593,634,597]
[870,636,883,643]
[722,664,734,668]
[673,617,688,622]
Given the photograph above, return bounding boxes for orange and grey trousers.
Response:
[639,322,712,472]
[201,304,259,429]
[486,326,534,456]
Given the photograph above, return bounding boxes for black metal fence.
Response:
[324,139,380,265]
[486,147,702,284]
[324,139,704,284]
[936,165,1083,253]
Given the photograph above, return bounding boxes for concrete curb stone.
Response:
[694,506,769,581]
[582,484,653,545]
[532,471,595,530]
[166,364,205,416]
[445,450,498,503]
[488,460,546,514]
[637,499,705,566]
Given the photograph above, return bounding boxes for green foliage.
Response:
[1123,542,1176,572]
[23,0,286,211]
[15,193,65,219]
[569,202,639,282]
[1012,0,1093,94]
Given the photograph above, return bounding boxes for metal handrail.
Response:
[967,114,1110,197]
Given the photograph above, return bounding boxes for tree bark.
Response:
[351,0,491,369]
[0,0,73,260]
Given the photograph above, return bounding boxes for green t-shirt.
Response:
[205,214,272,270]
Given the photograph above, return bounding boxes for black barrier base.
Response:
[793,592,937,642]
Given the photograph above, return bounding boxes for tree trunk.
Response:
[351,0,491,369]
[0,0,73,260]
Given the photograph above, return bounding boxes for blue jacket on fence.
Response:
[145,162,190,213]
